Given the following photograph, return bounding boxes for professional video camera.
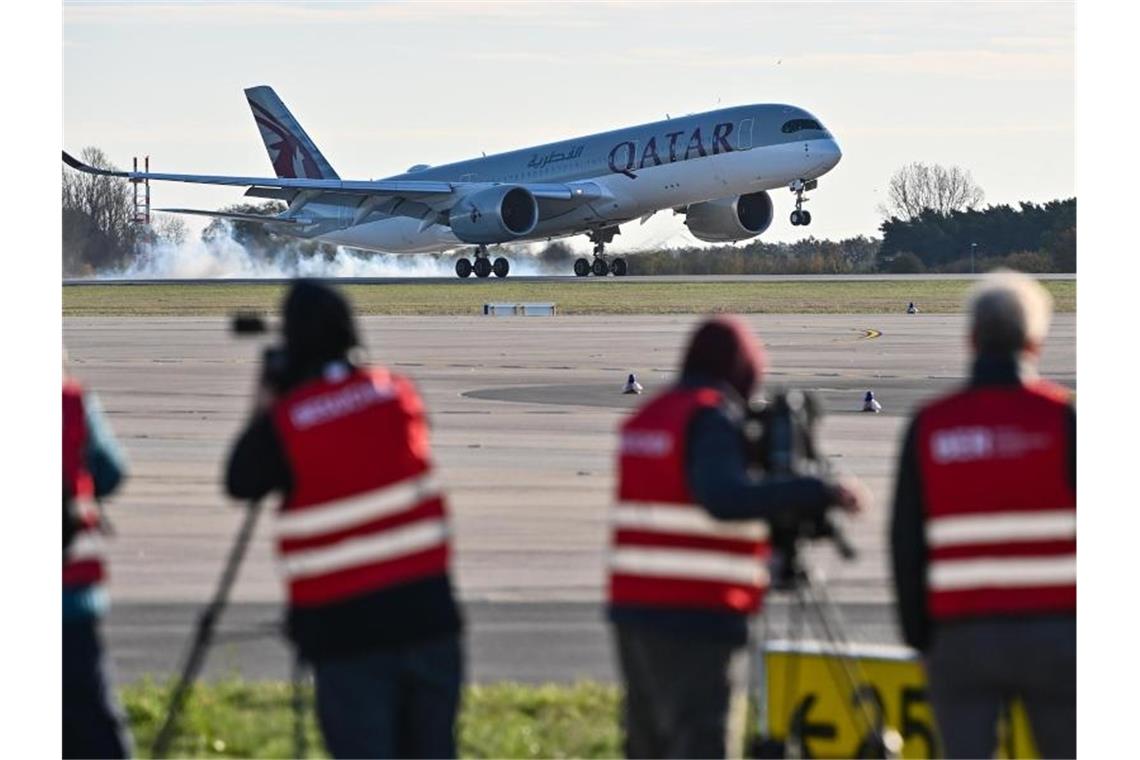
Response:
[231,313,293,394]
[744,389,855,589]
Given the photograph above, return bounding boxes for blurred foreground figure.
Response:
[608,316,866,759]
[890,271,1075,758]
[63,366,132,758]
[226,280,462,758]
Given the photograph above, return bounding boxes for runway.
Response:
[62,312,1076,684]
[64,273,1077,287]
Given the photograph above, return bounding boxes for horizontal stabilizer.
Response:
[155,207,306,225]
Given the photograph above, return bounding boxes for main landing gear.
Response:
[455,245,510,279]
[575,229,627,277]
[789,178,818,226]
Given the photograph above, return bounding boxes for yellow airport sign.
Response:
[762,641,1039,758]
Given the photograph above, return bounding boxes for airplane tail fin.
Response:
[244,85,339,180]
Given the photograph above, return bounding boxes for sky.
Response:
[63,1,1074,251]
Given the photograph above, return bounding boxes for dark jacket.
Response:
[225,365,461,661]
[890,355,1077,652]
[609,376,834,644]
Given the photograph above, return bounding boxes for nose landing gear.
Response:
[789,178,818,226]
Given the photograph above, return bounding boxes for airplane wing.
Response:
[61,151,588,201]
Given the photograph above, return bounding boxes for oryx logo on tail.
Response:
[244,86,339,180]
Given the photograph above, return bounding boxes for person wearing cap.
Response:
[608,316,867,759]
[63,361,132,758]
[225,280,463,758]
[890,271,1075,758]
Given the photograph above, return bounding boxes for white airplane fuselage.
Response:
[321,137,839,253]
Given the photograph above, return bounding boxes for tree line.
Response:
[62,148,187,276]
[878,198,1075,274]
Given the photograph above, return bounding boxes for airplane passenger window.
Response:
[781,119,823,133]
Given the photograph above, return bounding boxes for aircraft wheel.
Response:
[474,257,492,278]
[455,258,473,278]
[592,258,610,277]
[801,211,812,226]
[790,210,803,226]
[492,257,510,278]
[574,258,591,277]
[611,258,628,277]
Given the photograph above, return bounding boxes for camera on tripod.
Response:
[744,389,855,589]
[231,312,293,395]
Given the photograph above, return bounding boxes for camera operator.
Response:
[890,271,1075,758]
[225,280,463,759]
[63,360,132,758]
[607,316,866,759]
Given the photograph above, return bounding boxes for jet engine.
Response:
[449,185,539,244]
[683,190,774,242]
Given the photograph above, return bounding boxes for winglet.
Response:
[62,151,127,178]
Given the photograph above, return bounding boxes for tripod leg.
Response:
[151,500,264,758]
[798,576,900,759]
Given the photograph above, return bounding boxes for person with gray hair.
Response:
[889,271,1075,758]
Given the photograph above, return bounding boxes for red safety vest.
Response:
[271,365,451,608]
[608,386,771,614]
[916,381,1075,620]
[63,381,106,590]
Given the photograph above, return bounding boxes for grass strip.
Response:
[122,678,623,758]
[65,279,1075,317]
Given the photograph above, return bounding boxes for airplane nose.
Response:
[822,138,842,170]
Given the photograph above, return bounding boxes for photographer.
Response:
[608,316,866,759]
[63,365,132,758]
[225,280,463,759]
[890,271,1075,758]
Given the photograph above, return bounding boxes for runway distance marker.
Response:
[762,640,1039,758]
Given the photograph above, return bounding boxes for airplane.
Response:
[63,85,842,279]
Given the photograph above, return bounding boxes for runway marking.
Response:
[830,328,881,343]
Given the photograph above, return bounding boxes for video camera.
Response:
[744,389,855,588]
[231,313,293,394]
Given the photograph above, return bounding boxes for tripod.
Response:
[755,546,902,759]
[151,500,314,759]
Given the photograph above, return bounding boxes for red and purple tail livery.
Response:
[244,85,339,180]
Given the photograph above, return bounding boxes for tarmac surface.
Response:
[62,312,1076,684]
[64,273,1077,286]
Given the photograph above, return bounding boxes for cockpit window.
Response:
[781,118,823,133]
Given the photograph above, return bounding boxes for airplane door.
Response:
[736,119,754,150]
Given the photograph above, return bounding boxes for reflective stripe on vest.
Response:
[63,383,107,590]
[917,382,1075,620]
[272,368,451,608]
[608,387,771,615]
[63,516,107,587]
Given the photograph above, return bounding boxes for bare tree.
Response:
[882,162,985,220]
[62,146,139,274]
[152,213,189,247]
